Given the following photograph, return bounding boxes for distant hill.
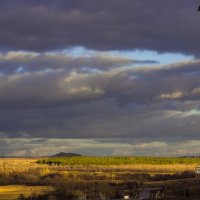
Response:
[51,152,82,157]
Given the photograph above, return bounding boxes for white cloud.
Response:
[159,91,185,99]
[3,138,200,157]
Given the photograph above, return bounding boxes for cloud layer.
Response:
[1,57,200,141]
[0,0,199,56]
[0,0,200,156]
[1,138,200,157]
[0,58,200,108]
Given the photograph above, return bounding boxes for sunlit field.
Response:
[39,156,200,165]
[0,158,50,177]
[0,185,54,200]
[0,157,199,176]
[37,156,200,173]
[0,157,200,199]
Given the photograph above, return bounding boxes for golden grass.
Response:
[0,158,198,199]
[0,185,54,199]
[107,164,197,173]
[0,158,198,175]
[0,158,51,176]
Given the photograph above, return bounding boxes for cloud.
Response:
[0,0,199,56]
[1,59,200,139]
[1,59,200,109]
[1,138,200,157]
[1,98,200,140]
[1,0,200,156]
[159,92,185,99]
[0,51,150,74]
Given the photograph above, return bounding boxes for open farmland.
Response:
[0,158,51,178]
[0,185,54,200]
[38,156,200,165]
[0,157,200,199]
[0,157,200,176]
[38,156,200,166]
[37,156,200,172]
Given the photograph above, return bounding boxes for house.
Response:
[123,194,130,199]
[121,189,130,199]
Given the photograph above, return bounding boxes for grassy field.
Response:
[0,185,54,200]
[37,156,200,174]
[0,158,52,177]
[0,157,199,199]
[0,157,199,175]
[38,156,200,165]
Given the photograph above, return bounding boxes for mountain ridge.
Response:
[51,152,82,157]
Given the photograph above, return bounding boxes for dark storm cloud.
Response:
[1,0,200,155]
[1,60,200,140]
[0,60,200,109]
[1,99,200,140]
[0,0,200,56]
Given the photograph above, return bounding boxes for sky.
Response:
[1,0,200,157]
